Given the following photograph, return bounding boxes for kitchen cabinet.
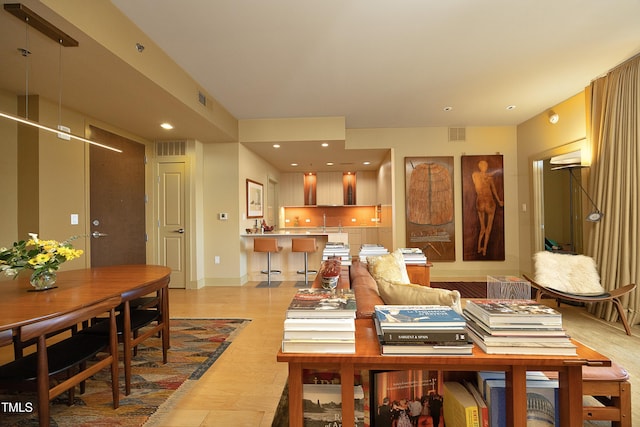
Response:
[316,171,343,205]
[279,173,304,206]
[356,170,377,205]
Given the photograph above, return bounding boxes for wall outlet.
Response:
[214,256,220,264]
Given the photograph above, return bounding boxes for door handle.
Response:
[92,231,109,239]
[174,228,185,234]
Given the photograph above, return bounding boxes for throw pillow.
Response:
[376,277,462,314]
[367,250,411,284]
[533,251,606,295]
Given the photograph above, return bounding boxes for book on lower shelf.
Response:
[303,383,365,427]
[374,305,467,329]
[286,289,356,319]
[462,380,489,427]
[475,371,552,400]
[371,370,443,427]
[482,377,559,427]
[443,381,480,427]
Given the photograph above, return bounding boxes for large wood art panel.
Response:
[461,155,505,261]
[405,157,455,261]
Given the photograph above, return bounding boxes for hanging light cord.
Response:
[58,40,63,127]
[24,17,30,120]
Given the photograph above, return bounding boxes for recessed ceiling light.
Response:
[326,162,334,166]
[273,144,280,148]
[363,161,371,165]
[443,106,453,111]
[160,122,173,130]
[290,163,299,167]
[321,143,329,147]
[506,105,517,110]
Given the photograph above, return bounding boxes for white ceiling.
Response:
[2,1,640,172]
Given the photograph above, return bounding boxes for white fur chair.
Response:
[523,251,636,335]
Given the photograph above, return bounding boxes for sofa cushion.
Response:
[367,250,410,284]
[376,278,462,314]
[534,251,606,295]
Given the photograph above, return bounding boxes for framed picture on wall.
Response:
[461,154,505,260]
[405,157,456,261]
[246,179,263,218]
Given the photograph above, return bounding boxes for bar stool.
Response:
[254,238,282,286]
[291,238,318,287]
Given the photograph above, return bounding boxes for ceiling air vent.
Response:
[448,127,466,142]
[156,141,186,157]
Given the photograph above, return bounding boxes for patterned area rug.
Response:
[0,318,250,427]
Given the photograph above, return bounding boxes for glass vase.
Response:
[30,270,57,290]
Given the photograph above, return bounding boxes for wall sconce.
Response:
[548,111,560,124]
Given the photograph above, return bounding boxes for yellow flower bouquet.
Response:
[0,233,83,289]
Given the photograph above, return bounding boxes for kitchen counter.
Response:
[241,232,349,282]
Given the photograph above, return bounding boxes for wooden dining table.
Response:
[0,264,172,341]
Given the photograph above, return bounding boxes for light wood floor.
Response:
[152,281,301,427]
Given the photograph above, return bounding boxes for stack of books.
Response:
[399,247,428,265]
[358,243,389,261]
[281,288,356,353]
[463,299,577,356]
[322,242,351,265]
[373,305,473,355]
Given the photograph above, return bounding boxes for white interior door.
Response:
[157,161,186,288]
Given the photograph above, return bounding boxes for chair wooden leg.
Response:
[123,304,133,396]
[612,298,633,336]
[36,336,50,427]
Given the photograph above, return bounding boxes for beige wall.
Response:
[516,91,588,275]
[0,94,89,272]
[201,141,281,285]
[347,126,519,279]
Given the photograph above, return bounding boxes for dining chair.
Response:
[82,281,169,395]
[0,296,121,427]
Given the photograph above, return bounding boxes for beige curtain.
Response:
[587,54,640,326]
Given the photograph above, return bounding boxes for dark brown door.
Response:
[89,126,146,267]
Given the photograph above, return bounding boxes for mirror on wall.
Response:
[531,141,588,254]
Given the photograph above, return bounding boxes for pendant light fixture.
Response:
[2,3,122,153]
